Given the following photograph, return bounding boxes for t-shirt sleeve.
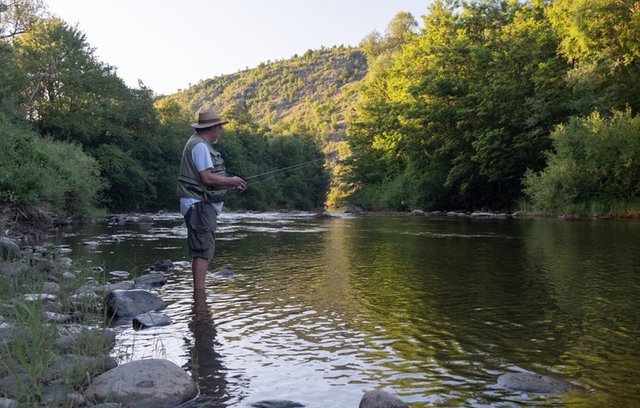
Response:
[191,142,214,173]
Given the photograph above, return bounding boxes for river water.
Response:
[57,212,640,407]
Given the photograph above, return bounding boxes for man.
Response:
[177,109,247,291]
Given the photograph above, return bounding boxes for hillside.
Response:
[160,46,368,205]
[165,46,366,141]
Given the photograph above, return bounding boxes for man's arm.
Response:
[198,171,247,190]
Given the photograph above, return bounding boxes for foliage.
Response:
[218,129,329,211]
[160,46,366,204]
[0,112,105,220]
[345,0,572,210]
[546,0,640,114]
[523,110,640,214]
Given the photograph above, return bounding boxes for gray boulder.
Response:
[105,289,166,317]
[0,237,21,261]
[85,359,197,407]
[359,390,408,408]
[133,312,172,329]
[497,372,572,393]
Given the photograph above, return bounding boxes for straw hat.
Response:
[191,109,229,129]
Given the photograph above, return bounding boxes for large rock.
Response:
[497,372,572,393]
[0,237,21,261]
[105,289,166,317]
[359,390,408,408]
[85,359,197,407]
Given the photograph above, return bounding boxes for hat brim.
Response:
[191,120,229,129]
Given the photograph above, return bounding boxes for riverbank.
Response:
[0,204,75,243]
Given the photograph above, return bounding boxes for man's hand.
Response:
[229,176,247,193]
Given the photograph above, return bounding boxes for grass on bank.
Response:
[0,258,113,406]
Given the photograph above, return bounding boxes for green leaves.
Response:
[524,110,640,213]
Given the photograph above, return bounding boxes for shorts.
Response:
[184,201,217,259]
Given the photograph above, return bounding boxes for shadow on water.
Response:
[183,289,239,407]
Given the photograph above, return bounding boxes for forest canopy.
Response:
[2,0,639,220]
[341,0,640,214]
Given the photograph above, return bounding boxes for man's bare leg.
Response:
[192,257,209,291]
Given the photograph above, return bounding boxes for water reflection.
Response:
[59,213,640,407]
[186,289,234,407]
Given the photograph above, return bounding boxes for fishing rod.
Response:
[243,158,324,181]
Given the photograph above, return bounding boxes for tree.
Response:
[547,0,640,113]
[0,0,46,41]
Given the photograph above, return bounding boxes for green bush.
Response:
[0,113,105,220]
[523,109,640,214]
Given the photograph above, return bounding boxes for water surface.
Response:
[59,213,640,407]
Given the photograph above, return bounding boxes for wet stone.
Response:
[497,372,572,394]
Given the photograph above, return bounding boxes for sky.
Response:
[44,0,432,95]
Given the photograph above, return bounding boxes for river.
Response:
[57,212,640,407]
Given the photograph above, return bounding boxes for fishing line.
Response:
[244,158,324,181]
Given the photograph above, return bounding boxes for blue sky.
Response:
[45,0,432,95]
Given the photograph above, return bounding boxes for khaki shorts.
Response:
[184,201,217,259]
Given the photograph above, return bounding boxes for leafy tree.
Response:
[346,0,570,210]
[0,0,46,41]
[547,0,640,114]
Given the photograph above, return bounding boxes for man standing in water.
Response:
[177,110,247,291]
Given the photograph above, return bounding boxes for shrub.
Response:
[0,113,105,220]
[523,109,640,214]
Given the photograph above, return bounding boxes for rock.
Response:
[0,262,28,277]
[85,359,197,407]
[41,383,85,407]
[43,281,61,295]
[250,401,305,408]
[139,214,154,224]
[359,390,408,408]
[47,354,117,382]
[133,312,172,329]
[105,289,167,317]
[134,273,167,288]
[89,266,104,274]
[54,326,116,354]
[0,374,30,399]
[410,209,425,216]
[109,270,130,278]
[496,372,572,393]
[0,397,18,408]
[36,259,59,275]
[44,311,78,324]
[101,281,136,294]
[148,259,174,272]
[211,268,235,279]
[470,211,495,218]
[62,271,76,280]
[23,293,57,302]
[0,237,21,261]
